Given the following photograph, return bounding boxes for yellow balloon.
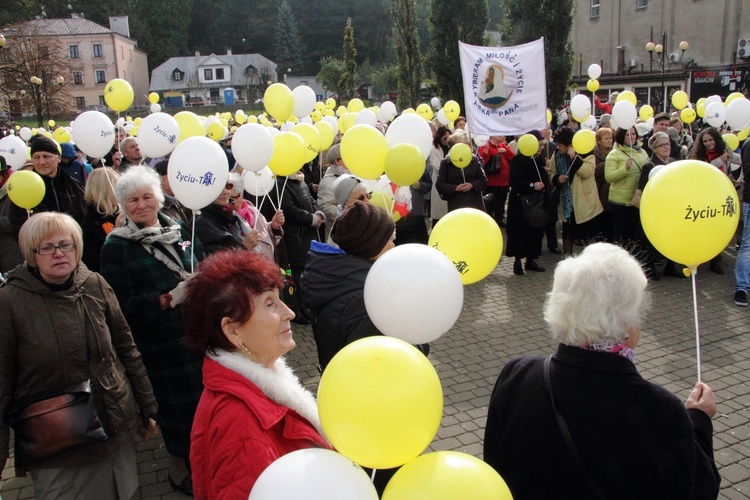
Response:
[696,97,706,109]
[326,98,337,110]
[726,92,745,106]
[724,133,739,151]
[336,105,347,117]
[571,112,590,123]
[318,337,443,470]
[402,108,415,115]
[587,79,599,92]
[338,112,357,134]
[347,98,365,113]
[310,110,322,123]
[449,143,472,168]
[133,117,142,126]
[381,451,513,500]
[696,103,706,118]
[639,104,654,121]
[230,126,238,133]
[738,127,750,142]
[291,123,322,163]
[53,127,71,144]
[174,111,206,143]
[7,170,46,209]
[268,131,307,176]
[148,92,159,104]
[103,78,135,112]
[370,190,395,218]
[444,100,461,122]
[428,208,503,285]
[416,103,433,121]
[314,102,326,113]
[681,107,697,124]
[616,90,637,106]
[48,120,56,128]
[572,129,596,154]
[235,113,246,124]
[384,144,425,186]
[314,121,335,150]
[264,83,294,122]
[207,122,225,142]
[517,133,540,157]
[246,115,258,124]
[340,124,387,179]
[640,160,739,267]
[671,90,689,110]
[125,115,133,122]
[129,126,139,137]
[546,109,553,123]
[324,108,335,117]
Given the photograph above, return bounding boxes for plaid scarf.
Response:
[109,216,189,280]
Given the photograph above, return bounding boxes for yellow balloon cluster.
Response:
[723,133,739,151]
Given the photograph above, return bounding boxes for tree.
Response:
[0,26,74,126]
[391,0,422,109]
[274,0,303,78]
[128,0,194,69]
[500,0,574,108]
[427,0,488,107]
[370,64,399,99]
[339,17,357,100]
[316,56,345,97]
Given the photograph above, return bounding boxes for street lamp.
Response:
[30,73,65,126]
[646,30,689,112]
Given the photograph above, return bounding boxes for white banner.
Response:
[459,38,548,136]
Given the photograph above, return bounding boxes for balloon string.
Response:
[370,468,377,483]
[278,177,289,209]
[461,169,466,184]
[190,215,196,274]
[26,209,30,220]
[691,267,702,383]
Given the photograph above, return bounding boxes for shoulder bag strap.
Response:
[543,355,608,500]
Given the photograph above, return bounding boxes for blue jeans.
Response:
[735,202,750,291]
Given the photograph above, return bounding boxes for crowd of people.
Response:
[0,91,743,498]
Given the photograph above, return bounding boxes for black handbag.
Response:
[6,380,108,465]
[518,191,547,227]
[484,154,501,175]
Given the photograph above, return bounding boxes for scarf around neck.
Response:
[583,339,634,361]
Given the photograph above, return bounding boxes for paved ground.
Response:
[2,241,749,499]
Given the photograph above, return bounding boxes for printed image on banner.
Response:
[459,39,548,136]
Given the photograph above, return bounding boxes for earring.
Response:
[239,343,257,362]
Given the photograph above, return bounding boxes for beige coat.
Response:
[551,155,603,224]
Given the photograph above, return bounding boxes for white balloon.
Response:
[354,109,378,127]
[362,174,391,196]
[380,101,397,122]
[725,98,750,130]
[266,127,280,137]
[167,136,229,210]
[19,127,32,142]
[0,136,29,170]
[611,101,637,130]
[646,117,654,128]
[364,244,463,344]
[137,112,180,158]
[648,164,666,180]
[291,85,316,118]
[436,108,450,126]
[115,117,125,127]
[581,115,597,131]
[634,122,652,137]
[704,101,726,128]
[150,103,161,113]
[72,111,115,158]
[570,94,591,122]
[232,123,274,172]
[385,114,433,160]
[322,115,338,131]
[587,63,602,80]
[300,115,313,124]
[243,167,275,196]
[280,121,295,132]
[249,449,378,500]
[430,97,441,109]
[473,135,489,148]
[704,95,722,106]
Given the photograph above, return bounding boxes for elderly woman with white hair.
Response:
[100,165,204,495]
[483,243,720,499]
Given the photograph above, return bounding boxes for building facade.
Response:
[569,0,749,110]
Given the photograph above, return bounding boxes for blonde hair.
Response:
[448,130,470,147]
[19,212,83,268]
[84,168,120,216]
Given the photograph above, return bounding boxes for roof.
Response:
[149,53,278,92]
[5,18,114,36]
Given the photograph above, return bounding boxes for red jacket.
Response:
[191,357,331,499]
[478,140,515,187]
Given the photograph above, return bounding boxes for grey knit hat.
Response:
[333,174,364,206]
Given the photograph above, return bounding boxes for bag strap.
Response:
[543,355,608,500]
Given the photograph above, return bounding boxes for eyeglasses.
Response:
[34,242,77,255]
[355,192,373,202]
[225,182,235,190]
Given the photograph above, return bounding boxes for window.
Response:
[204,69,213,80]
[73,71,83,85]
[215,68,225,80]
[636,0,648,9]
[590,0,600,18]
[173,69,184,81]
[95,70,106,84]
[69,45,79,58]
[93,44,103,57]
[76,97,85,110]
[245,65,257,77]
[99,95,105,105]
[121,46,124,60]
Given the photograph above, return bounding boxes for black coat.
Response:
[278,176,319,267]
[506,154,548,258]
[194,203,245,255]
[484,344,720,500]
[80,203,117,273]
[435,155,488,212]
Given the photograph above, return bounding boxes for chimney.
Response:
[195,51,201,57]
[109,16,130,37]
[227,48,232,55]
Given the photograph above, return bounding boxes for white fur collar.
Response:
[208,349,322,433]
